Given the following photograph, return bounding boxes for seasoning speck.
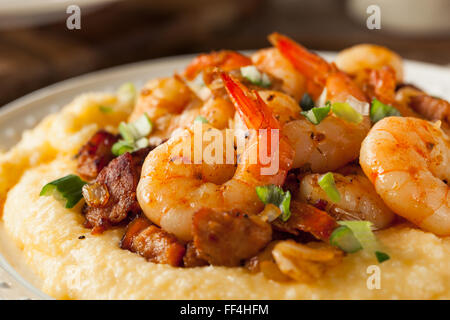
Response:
[78,235,86,240]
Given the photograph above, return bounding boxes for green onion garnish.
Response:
[130,113,153,138]
[99,105,113,113]
[332,221,390,263]
[40,174,87,209]
[112,140,135,156]
[112,113,153,156]
[240,66,271,88]
[318,172,341,203]
[256,184,291,221]
[301,102,330,125]
[329,226,362,253]
[300,93,315,111]
[135,137,149,149]
[375,251,390,263]
[117,82,137,104]
[118,122,136,142]
[370,98,401,123]
[338,221,376,251]
[194,115,208,123]
[331,101,363,124]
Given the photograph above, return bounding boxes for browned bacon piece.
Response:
[409,94,450,124]
[76,130,119,180]
[192,209,272,267]
[83,147,152,234]
[120,215,152,250]
[127,225,186,267]
[272,201,338,241]
[183,242,208,268]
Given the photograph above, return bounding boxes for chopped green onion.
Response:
[337,221,390,263]
[300,93,315,111]
[132,113,153,137]
[194,115,208,123]
[331,101,363,124]
[135,137,149,149]
[240,66,271,88]
[117,82,137,104]
[338,221,376,251]
[118,122,136,142]
[192,72,205,87]
[346,96,370,116]
[112,140,135,156]
[99,105,113,113]
[375,251,390,263]
[256,185,291,221]
[316,88,328,108]
[330,226,362,253]
[301,103,330,125]
[370,98,401,123]
[318,172,341,203]
[40,174,87,209]
[113,113,153,156]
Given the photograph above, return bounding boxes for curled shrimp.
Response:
[335,44,404,83]
[269,32,368,103]
[333,44,448,123]
[360,117,450,236]
[129,75,236,144]
[137,73,294,241]
[183,50,252,81]
[130,51,251,142]
[265,33,371,172]
[128,76,201,143]
[298,169,395,229]
[251,47,307,101]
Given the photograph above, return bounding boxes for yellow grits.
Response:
[1,92,449,299]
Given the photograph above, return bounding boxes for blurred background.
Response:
[0,0,449,107]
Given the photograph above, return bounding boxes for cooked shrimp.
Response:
[251,47,307,101]
[269,33,368,103]
[360,117,450,236]
[128,76,200,142]
[298,170,395,229]
[129,76,198,123]
[264,33,371,172]
[355,66,423,118]
[395,86,450,133]
[137,73,294,241]
[335,44,404,83]
[130,52,251,142]
[129,75,236,144]
[183,50,252,81]
[244,90,368,172]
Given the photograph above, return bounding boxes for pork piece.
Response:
[76,130,119,180]
[183,242,208,268]
[120,215,152,250]
[128,225,186,266]
[192,209,272,267]
[120,216,185,266]
[83,147,152,234]
[409,95,450,124]
[272,201,338,241]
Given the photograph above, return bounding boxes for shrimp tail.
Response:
[184,51,252,80]
[220,71,280,131]
[268,32,331,86]
[368,66,397,105]
[221,71,294,183]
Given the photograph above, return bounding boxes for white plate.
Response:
[0,53,449,300]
